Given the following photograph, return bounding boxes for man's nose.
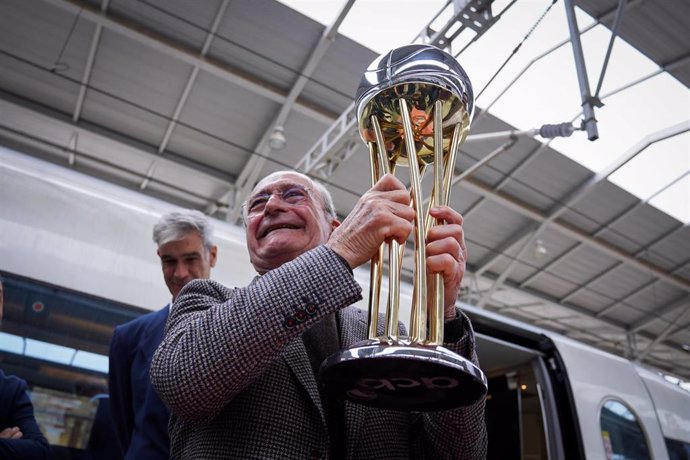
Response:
[173,262,190,279]
[263,192,287,214]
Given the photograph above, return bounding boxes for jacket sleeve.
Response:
[108,326,134,455]
[412,309,488,460]
[150,245,362,421]
[0,378,50,460]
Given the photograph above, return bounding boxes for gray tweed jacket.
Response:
[151,245,486,459]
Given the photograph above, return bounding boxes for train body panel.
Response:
[550,334,670,459]
[637,366,690,444]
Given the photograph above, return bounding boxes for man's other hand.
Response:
[0,426,23,439]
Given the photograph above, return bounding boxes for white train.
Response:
[1,147,689,459]
[466,301,690,459]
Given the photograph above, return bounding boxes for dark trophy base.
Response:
[319,339,487,411]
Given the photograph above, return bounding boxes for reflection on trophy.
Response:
[320,44,488,411]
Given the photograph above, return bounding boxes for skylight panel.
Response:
[608,133,690,203]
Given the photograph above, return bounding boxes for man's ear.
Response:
[209,245,218,267]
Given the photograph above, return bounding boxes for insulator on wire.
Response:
[539,123,575,138]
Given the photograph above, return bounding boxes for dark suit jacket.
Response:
[0,369,50,459]
[152,246,486,459]
[109,305,170,460]
[87,394,122,460]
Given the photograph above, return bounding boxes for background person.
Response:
[0,274,51,460]
[108,210,217,459]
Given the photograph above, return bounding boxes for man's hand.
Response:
[327,177,467,321]
[0,426,23,439]
[327,174,414,269]
[425,206,467,321]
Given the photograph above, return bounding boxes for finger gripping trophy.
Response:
[320,44,488,411]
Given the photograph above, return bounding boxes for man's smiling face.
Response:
[245,172,337,274]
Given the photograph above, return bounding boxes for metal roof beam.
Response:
[0,93,235,191]
[638,306,690,361]
[474,224,536,277]
[593,274,655,316]
[471,121,690,307]
[470,50,683,269]
[412,0,505,53]
[295,101,357,177]
[564,0,599,140]
[594,231,690,319]
[157,0,229,156]
[219,0,357,222]
[48,0,335,125]
[592,0,627,99]
[140,0,230,191]
[559,171,690,307]
[524,172,690,291]
[475,269,685,365]
[73,0,109,122]
[465,1,656,248]
[631,293,690,334]
[460,175,690,295]
[560,261,626,304]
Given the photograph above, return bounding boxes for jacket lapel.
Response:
[281,308,372,453]
[140,305,169,362]
[281,338,328,432]
[337,308,369,455]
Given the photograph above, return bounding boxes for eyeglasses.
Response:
[245,184,311,216]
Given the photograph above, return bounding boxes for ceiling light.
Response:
[268,126,286,150]
[533,239,548,260]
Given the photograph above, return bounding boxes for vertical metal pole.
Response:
[429,100,445,345]
[563,0,599,141]
[366,141,382,340]
[399,99,427,343]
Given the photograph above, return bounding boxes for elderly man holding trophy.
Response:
[151,45,487,460]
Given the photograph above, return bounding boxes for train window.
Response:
[0,271,145,456]
[665,437,690,460]
[600,399,651,460]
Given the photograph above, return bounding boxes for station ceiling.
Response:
[0,0,689,378]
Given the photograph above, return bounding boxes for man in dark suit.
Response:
[151,172,487,459]
[0,274,51,460]
[0,369,51,460]
[109,210,217,459]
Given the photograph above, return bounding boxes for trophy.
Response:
[319,45,487,411]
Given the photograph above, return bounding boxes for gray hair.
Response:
[310,178,337,220]
[153,209,215,250]
[241,171,337,224]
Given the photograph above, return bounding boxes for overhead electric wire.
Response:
[475,0,559,101]
[50,0,86,72]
